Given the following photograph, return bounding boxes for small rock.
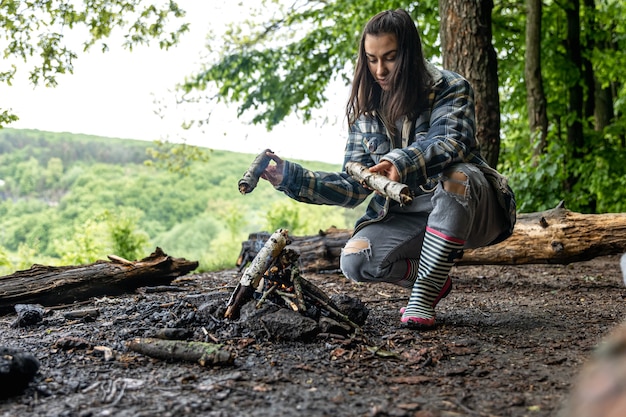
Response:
[319,317,352,335]
[260,309,319,341]
[330,294,369,325]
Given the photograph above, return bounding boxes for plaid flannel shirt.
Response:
[276,65,503,232]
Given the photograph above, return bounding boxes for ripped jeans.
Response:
[339,163,507,286]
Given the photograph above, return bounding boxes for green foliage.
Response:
[264,200,304,234]
[103,208,150,261]
[180,0,439,129]
[0,128,355,273]
[0,246,12,273]
[145,140,211,175]
[495,0,626,214]
[0,1,189,125]
[54,219,108,265]
[156,214,221,261]
[500,130,567,213]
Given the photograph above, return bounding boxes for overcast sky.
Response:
[0,1,347,164]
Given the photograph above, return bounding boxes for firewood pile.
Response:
[226,229,367,338]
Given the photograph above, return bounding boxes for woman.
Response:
[261,9,516,329]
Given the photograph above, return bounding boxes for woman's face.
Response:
[364,33,398,92]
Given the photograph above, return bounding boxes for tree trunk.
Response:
[0,248,198,314]
[439,0,501,167]
[566,0,584,154]
[525,0,548,157]
[237,203,626,272]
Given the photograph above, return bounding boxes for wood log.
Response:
[238,148,272,194]
[237,202,626,272]
[462,201,626,265]
[345,161,413,205]
[225,229,290,319]
[126,338,234,366]
[0,247,198,314]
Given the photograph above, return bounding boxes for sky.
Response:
[0,1,348,164]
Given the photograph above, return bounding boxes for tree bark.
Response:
[525,0,548,157]
[439,0,501,167]
[566,0,584,153]
[238,203,626,272]
[0,248,198,314]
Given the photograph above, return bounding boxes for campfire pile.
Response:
[225,230,368,339]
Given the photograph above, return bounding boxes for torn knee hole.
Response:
[343,238,371,254]
[443,171,468,195]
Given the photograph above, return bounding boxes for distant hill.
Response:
[0,128,357,273]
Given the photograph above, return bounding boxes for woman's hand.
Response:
[260,151,285,186]
[369,160,400,182]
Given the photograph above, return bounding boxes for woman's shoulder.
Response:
[426,63,468,84]
[425,63,472,98]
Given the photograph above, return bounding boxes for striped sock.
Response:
[401,227,464,327]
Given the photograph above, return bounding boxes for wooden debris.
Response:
[345,161,413,206]
[54,336,92,350]
[94,345,115,362]
[0,247,198,315]
[225,229,290,319]
[238,148,273,194]
[228,231,363,335]
[63,308,100,321]
[126,337,234,366]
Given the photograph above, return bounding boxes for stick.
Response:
[256,283,278,309]
[225,229,291,319]
[345,161,413,206]
[298,276,362,333]
[291,268,307,313]
[126,338,234,366]
[238,148,273,194]
[304,290,361,333]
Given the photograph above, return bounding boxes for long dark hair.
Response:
[346,9,433,134]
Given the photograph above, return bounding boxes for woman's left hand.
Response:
[369,160,400,182]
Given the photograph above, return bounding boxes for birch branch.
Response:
[224,229,291,319]
[345,161,413,206]
[238,148,272,194]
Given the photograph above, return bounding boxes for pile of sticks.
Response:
[225,230,361,334]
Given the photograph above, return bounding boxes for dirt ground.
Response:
[1,254,625,417]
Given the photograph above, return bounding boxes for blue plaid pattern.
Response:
[276,66,515,237]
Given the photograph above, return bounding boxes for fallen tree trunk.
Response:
[461,201,626,265]
[237,202,626,272]
[0,248,198,314]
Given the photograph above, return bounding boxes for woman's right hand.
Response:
[260,151,285,186]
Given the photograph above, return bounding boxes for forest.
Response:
[183,0,626,215]
[1,0,625,273]
[0,128,358,275]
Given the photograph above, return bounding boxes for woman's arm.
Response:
[380,70,477,187]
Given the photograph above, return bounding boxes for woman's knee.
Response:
[340,237,372,282]
[442,170,468,196]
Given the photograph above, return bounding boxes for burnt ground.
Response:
[1,254,625,417]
